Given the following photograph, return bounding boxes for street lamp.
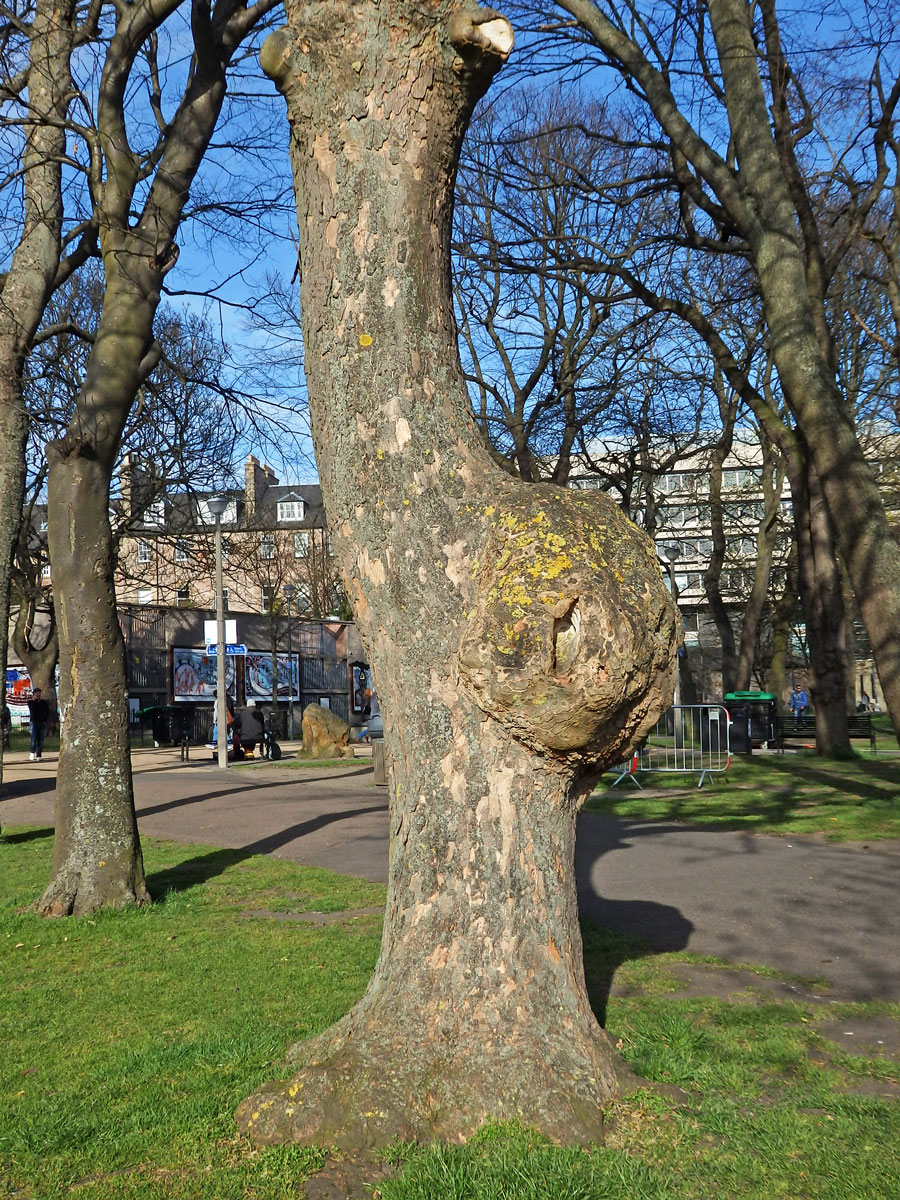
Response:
[206,494,230,770]
[284,583,295,741]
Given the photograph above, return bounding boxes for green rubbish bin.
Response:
[724,691,777,754]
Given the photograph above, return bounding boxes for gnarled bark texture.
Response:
[237,0,678,1148]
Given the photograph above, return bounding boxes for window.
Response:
[658,472,706,495]
[175,538,189,563]
[137,587,153,605]
[41,563,51,579]
[662,504,701,528]
[294,530,310,558]
[261,585,275,611]
[144,499,165,528]
[260,533,275,560]
[176,587,190,608]
[674,571,702,592]
[137,539,152,563]
[722,468,761,491]
[277,499,306,522]
[197,498,236,526]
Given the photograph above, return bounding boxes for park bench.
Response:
[776,712,876,753]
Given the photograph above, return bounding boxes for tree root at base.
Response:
[37,869,150,917]
[236,1021,643,1149]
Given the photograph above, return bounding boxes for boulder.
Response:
[301,703,354,758]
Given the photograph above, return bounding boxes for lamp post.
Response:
[284,583,295,741]
[206,494,230,770]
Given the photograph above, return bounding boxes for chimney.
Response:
[120,454,150,520]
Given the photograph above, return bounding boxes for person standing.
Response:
[789,684,808,730]
[27,688,50,761]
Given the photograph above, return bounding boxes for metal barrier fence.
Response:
[611,704,732,789]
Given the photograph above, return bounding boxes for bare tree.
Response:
[0,0,94,794]
[237,0,677,1149]
[527,0,900,739]
[37,0,280,916]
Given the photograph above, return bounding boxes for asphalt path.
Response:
[2,746,899,1000]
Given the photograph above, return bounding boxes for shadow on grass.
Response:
[764,755,900,804]
[146,803,387,898]
[576,814,694,1022]
[0,826,54,844]
[581,917,657,1025]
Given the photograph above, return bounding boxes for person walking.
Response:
[356,688,383,742]
[27,688,50,761]
[789,684,808,730]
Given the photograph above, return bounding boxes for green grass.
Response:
[590,752,900,840]
[2,827,899,1198]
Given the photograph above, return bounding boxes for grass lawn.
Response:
[2,828,899,1198]
[590,751,900,841]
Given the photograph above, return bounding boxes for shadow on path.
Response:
[576,812,694,1022]
[147,803,386,897]
[1,777,57,800]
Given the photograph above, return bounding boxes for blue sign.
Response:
[205,644,247,656]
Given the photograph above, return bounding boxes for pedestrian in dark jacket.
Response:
[27,688,50,761]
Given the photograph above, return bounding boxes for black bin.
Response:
[144,704,193,746]
[724,692,777,754]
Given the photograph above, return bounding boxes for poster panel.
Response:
[172,647,236,701]
[5,667,33,724]
[245,652,298,702]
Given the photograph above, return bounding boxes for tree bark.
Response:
[40,447,147,914]
[238,0,678,1148]
[788,445,850,756]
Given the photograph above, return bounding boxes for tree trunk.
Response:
[11,601,59,727]
[705,0,900,741]
[767,559,796,703]
[39,447,148,915]
[0,0,75,794]
[784,443,850,756]
[705,450,737,694]
[39,272,159,914]
[238,0,678,1148]
[734,450,782,692]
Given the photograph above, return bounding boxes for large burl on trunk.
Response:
[238,0,678,1147]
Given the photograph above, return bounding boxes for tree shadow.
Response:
[137,769,377,820]
[764,754,900,804]
[0,776,57,799]
[146,803,386,898]
[576,812,694,1024]
[0,826,54,844]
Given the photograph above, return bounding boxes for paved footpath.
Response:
[2,746,899,1001]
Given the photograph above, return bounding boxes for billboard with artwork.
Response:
[172,648,237,701]
[244,652,298,702]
